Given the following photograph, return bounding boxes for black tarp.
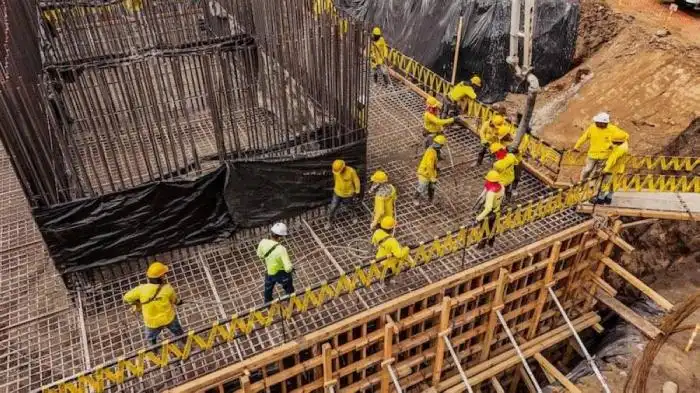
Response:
[337,0,580,102]
[225,140,366,228]
[34,139,366,273]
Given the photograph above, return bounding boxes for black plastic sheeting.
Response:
[337,0,580,102]
[34,141,366,273]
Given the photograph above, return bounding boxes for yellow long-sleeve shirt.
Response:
[334,166,361,198]
[603,142,629,174]
[123,283,178,329]
[479,121,499,145]
[372,184,397,226]
[493,153,517,186]
[423,111,454,134]
[417,147,439,182]
[476,188,504,221]
[448,82,477,103]
[371,229,409,261]
[573,124,624,160]
[370,37,389,68]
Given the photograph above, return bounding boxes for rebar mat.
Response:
[0,83,587,393]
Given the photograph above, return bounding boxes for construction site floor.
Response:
[0,82,588,393]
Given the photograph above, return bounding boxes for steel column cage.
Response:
[0,0,369,207]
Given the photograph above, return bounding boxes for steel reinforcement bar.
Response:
[384,49,699,178]
[37,172,699,393]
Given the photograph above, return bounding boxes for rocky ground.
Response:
[496,1,700,392]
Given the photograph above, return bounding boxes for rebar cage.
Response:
[1,0,369,207]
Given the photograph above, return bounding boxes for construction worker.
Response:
[491,142,517,202]
[596,130,630,204]
[371,217,410,278]
[370,27,390,86]
[123,262,185,346]
[445,75,482,116]
[475,170,505,249]
[424,96,456,148]
[369,170,397,230]
[257,222,294,303]
[477,114,505,166]
[509,112,532,195]
[328,159,361,228]
[414,134,445,206]
[573,112,624,181]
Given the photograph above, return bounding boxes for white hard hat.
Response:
[592,112,610,123]
[271,222,288,236]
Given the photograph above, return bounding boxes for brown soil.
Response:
[498,1,700,391]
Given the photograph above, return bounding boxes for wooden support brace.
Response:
[594,290,661,339]
[519,367,538,393]
[600,256,674,312]
[685,324,699,353]
[491,377,505,393]
[584,220,622,310]
[322,343,336,391]
[432,296,452,387]
[241,374,251,393]
[381,322,396,393]
[480,269,509,361]
[585,271,617,297]
[533,353,581,393]
[526,241,560,340]
[596,229,635,253]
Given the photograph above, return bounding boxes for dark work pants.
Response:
[476,145,489,166]
[513,164,523,191]
[328,194,354,223]
[264,271,295,303]
[477,212,498,248]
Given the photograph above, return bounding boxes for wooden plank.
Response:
[583,220,622,310]
[578,205,696,221]
[594,291,661,338]
[600,256,673,311]
[381,322,396,393]
[526,241,560,340]
[621,218,658,229]
[490,378,505,393]
[432,297,452,387]
[533,353,582,393]
[322,343,335,390]
[585,271,617,297]
[519,367,537,393]
[480,269,509,361]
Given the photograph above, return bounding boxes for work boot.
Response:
[604,196,613,205]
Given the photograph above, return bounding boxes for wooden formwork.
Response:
[165,219,624,393]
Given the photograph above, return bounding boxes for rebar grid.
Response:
[0,80,588,392]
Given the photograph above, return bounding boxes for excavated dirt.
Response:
[496,1,700,392]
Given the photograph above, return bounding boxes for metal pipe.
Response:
[442,334,474,393]
[547,287,612,393]
[386,363,403,393]
[496,309,543,393]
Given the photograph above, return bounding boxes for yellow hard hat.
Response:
[489,142,505,154]
[612,130,629,142]
[470,75,482,87]
[433,134,447,145]
[426,96,442,108]
[372,27,382,36]
[370,170,388,183]
[497,125,512,139]
[332,159,346,173]
[380,216,395,230]
[485,170,500,183]
[147,262,168,279]
[491,114,505,127]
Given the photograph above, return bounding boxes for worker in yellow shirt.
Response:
[371,217,410,279]
[423,96,457,148]
[123,262,185,345]
[370,27,390,86]
[475,170,505,249]
[328,159,361,228]
[573,112,624,181]
[369,170,397,230]
[508,112,532,196]
[491,142,517,202]
[477,114,505,165]
[414,135,445,206]
[257,223,294,303]
[596,131,630,205]
[445,75,482,116]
